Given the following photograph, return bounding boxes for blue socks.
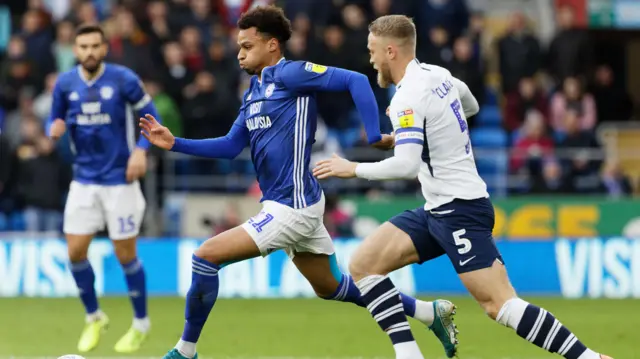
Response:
[181,254,220,344]
[71,257,148,324]
[122,257,147,319]
[70,259,99,314]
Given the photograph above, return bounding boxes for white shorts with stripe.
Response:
[241,193,335,258]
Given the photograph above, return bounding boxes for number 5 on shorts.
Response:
[453,229,472,254]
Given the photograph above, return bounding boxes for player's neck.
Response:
[257,54,284,81]
[81,63,105,82]
[391,56,414,86]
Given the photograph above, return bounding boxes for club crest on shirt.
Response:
[69,91,79,101]
[100,86,114,100]
[304,62,327,74]
[397,109,415,128]
[265,83,275,98]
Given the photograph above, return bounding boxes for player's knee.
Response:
[193,246,221,266]
[480,296,517,321]
[348,254,369,282]
[67,245,88,262]
[113,241,137,264]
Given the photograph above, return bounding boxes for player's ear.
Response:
[268,38,279,52]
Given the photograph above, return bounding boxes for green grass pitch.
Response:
[0,297,637,359]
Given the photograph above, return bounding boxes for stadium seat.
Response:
[484,87,499,106]
[475,105,502,127]
[9,211,25,231]
[470,127,508,148]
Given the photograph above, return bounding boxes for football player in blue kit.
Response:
[48,24,160,353]
[140,6,458,359]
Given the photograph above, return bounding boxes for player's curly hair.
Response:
[237,6,292,45]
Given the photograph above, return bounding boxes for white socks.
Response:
[176,338,197,358]
[133,317,151,333]
[413,300,435,325]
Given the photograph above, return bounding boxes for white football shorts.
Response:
[241,193,335,258]
[63,180,146,240]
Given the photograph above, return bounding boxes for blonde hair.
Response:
[368,15,417,48]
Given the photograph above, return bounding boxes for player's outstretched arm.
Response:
[279,61,382,145]
[140,114,249,159]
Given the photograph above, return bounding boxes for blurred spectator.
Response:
[421,25,453,68]
[14,118,70,232]
[179,26,206,72]
[187,0,218,46]
[144,79,182,137]
[417,0,469,42]
[598,159,633,198]
[449,36,484,116]
[324,194,354,238]
[144,1,175,69]
[315,24,360,145]
[65,0,100,25]
[550,77,596,133]
[53,20,76,72]
[181,71,235,139]
[0,132,15,214]
[0,36,38,112]
[503,77,548,133]
[20,9,55,78]
[32,72,57,123]
[106,10,154,76]
[546,5,593,85]
[497,12,541,93]
[510,110,553,173]
[556,109,601,192]
[206,37,240,93]
[591,64,634,123]
[161,41,195,106]
[285,31,308,61]
[202,202,242,235]
[530,159,573,194]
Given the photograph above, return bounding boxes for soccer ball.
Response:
[57,355,85,359]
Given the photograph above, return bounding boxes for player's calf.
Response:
[462,261,608,359]
[174,226,262,358]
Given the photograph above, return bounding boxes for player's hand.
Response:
[313,154,358,179]
[126,147,147,182]
[49,118,66,140]
[139,114,175,150]
[371,134,395,151]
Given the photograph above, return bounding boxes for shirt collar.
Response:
[396,58,421,89]
[259,57,286,84]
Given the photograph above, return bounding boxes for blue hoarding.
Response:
[0,238,639,298]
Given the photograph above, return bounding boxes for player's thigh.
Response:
[195,225,262,265]
[428,198,502,274]
[459,260,517,319]
[350,208,441,281]
[102,181,146,240]
[63,181,104,239]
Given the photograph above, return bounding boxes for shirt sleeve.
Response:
[355,100,425,180]
[121,68,161,150]
[279,61,382,144]
[451,77,479,118]
[50,78,67,121]
[170,113,249,159]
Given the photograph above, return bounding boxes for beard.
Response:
[376,63,392,88]
[81,56,102,73]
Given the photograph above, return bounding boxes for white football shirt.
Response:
[356,59,488,210]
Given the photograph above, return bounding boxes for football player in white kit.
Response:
[313,14,612,359]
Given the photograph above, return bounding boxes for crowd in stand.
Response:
[0,0,636,233]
